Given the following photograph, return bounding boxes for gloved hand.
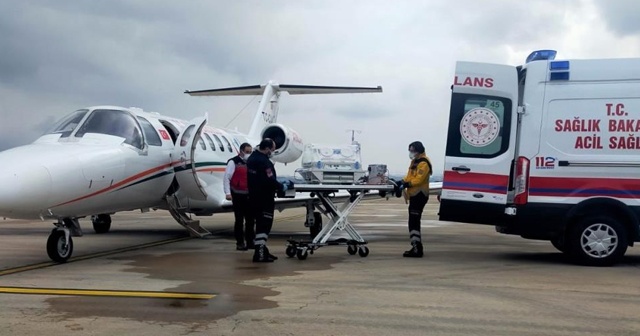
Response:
[403,181,411,188]
[281,182,289,192]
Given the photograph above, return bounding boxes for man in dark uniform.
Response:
[247,138,287,262]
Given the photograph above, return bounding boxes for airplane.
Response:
[0,81,398,263]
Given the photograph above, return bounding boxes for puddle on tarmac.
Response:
[46,238,343,325]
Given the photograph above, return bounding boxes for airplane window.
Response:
[222,136,233,152]
[204,133,216,151]
[212,134,224,151]
[75,109,143,149]
[47,109,89,137]
[137,117,162,146]
[197,135,206,150]
[180,125,195,147]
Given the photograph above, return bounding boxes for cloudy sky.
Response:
[1,0,639,175]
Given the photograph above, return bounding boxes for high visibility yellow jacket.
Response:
[403,153,432,198]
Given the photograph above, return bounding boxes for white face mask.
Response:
[409,152,416,159]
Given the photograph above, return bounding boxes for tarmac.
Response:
[0,197,639,335]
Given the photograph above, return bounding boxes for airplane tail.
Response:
[185,81,382,140]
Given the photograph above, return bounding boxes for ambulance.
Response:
[439,50,640,266]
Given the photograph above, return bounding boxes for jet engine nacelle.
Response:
[261,124,304,164]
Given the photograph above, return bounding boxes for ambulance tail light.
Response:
[514,156,530,205]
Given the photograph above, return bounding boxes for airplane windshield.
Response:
[74,109,143,149]
[47,109,89,137]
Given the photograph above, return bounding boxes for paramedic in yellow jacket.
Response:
[399,141,432,258]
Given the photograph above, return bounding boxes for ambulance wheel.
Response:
[550,236,567,253]
[309,212,322,239]
[567,215,627,267]
[285,246,297,258]
[47,230,73,263]
[296,249,308,260]
[91,214,111,234]
[358,246,369,257]
[347,244,357,255]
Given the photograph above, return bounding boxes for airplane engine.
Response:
[261,124,304,164]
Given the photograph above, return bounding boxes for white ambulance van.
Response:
[439,50,640,266]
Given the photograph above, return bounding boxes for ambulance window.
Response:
[221,136,233,152]
[137,117,162,146]
[212,134,225,151]
[204,133,216,151]
[47,109,89,137]
[75,109,143,149]
[446,94,512,158]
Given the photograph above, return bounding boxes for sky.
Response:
[1,0,640,175]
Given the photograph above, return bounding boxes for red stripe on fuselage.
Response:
[52,160,181,208]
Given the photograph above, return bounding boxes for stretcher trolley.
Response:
[285,182,396,260]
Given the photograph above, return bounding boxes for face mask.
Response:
[409,152,416,159]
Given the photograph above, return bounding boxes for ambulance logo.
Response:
[460,108,500,147]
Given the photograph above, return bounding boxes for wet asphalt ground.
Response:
[0,197,639,335]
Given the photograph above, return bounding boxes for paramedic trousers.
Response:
[252,197,275,247]
[231,192,255,247]
[408,192,429,243]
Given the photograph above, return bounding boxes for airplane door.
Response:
[439,62,519,225]
[174,116,208,200]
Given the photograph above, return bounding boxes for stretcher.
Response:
[284,183,396,260]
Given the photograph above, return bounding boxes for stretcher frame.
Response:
[285,183,396,260]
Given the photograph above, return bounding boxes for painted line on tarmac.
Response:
[0,235,195,277]
[0,286,214,300]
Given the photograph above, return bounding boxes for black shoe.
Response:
[264,245,278,260]
[403,242,423,258]
[253,245,274,263]
[236,243,248,251]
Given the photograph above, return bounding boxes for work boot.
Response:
[253,245,275,263]
[236,243,247,251]
[403,242,423,258]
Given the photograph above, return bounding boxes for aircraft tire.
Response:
[92,214,112,234]
[47,230,73,263]
[309,212,322,239]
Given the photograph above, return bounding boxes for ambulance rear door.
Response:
[439,62,520,224]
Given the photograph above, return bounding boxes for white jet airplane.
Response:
[0,81,385,262]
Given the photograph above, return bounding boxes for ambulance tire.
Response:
[567,215,628,267]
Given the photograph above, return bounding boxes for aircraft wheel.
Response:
[347,244,358,255]
[285,245,297,258]
[310,212,323,239]
[92,214,112,234]
[296,249,308,260]
[47,230,73,263]
[358,246,370,257]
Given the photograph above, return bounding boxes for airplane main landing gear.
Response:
[47,218,83,263]
[91,214,112,234]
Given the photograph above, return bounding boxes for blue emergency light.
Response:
[525,49,557,63]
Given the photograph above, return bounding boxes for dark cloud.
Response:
[592,0,640,36]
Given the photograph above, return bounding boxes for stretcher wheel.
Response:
[285,246,297,258]
[347,245,357,255]
[296,249,308,260]
[358,246,369,257]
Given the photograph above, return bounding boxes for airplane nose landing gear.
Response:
[47,218,83,263]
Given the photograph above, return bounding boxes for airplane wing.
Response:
[217,182,443,213]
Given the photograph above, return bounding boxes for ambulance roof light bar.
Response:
[525,49,557,63]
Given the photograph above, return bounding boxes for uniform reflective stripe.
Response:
[410,230,421,236]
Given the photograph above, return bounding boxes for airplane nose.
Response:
[0,165,52,217]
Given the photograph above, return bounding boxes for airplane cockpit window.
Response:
[75,109,144,149]
[137,117,162,146]
[204,133,216,151]
[212,134,225,151]
[47,109,89,137]
[221,136,234,152]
